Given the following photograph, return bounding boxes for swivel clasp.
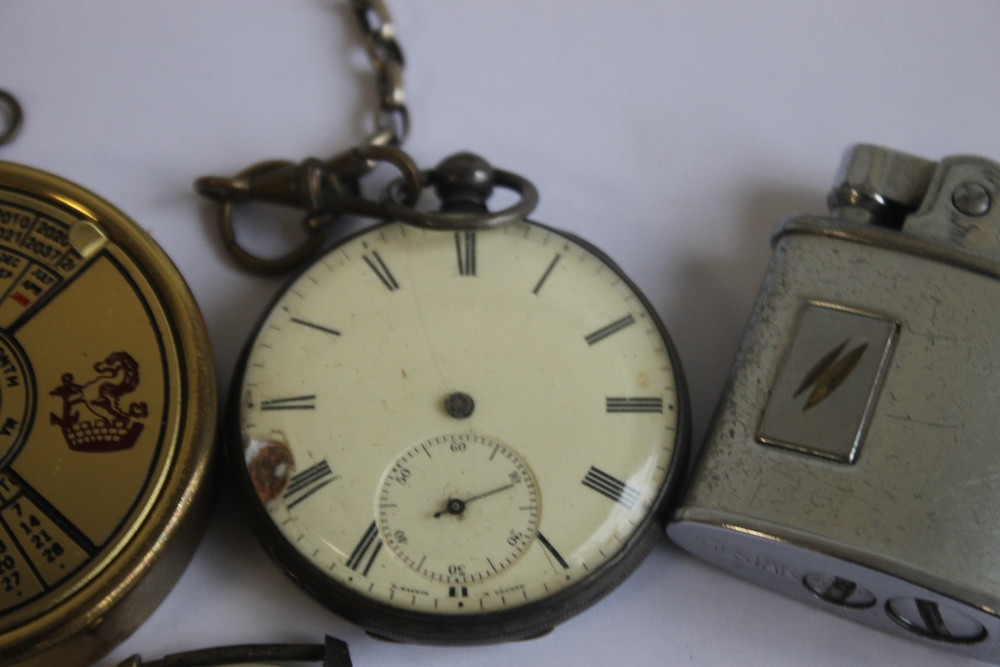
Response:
[195,145,420,272]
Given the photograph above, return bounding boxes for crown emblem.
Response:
[50,351,148,453]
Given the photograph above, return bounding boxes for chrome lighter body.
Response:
[669,145,1000,662]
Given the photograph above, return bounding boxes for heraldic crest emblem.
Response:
[50,351,149,452]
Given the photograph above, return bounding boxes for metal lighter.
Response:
[669,144,1000,662]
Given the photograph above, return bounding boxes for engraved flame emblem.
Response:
[794,339,868,410]
[50,351,148,452]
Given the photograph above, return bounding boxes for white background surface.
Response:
[3,2,1000,665]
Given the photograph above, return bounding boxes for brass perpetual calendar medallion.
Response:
[196,0,690,645]
[0,92,216,667]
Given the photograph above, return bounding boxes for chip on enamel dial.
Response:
[230,220,688,644]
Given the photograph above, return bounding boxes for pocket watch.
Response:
[194,0,688,647]
[0,91,217,667]
[213,151,690,644]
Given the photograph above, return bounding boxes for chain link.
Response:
[0,90,23,147]
[351,0,409,146]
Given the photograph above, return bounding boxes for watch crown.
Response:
[432,152,494,212]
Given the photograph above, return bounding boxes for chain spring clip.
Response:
[194,0,414,273]
[195,1,539,272]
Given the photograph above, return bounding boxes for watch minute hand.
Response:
[462,482,515,504]
[433,482,517,518]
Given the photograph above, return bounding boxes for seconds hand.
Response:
[433,482,516,518]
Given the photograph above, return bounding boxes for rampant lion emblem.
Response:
[50,351,149,453]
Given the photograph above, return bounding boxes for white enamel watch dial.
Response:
[230,219,688,643]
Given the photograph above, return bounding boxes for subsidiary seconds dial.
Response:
[229,155,689,644]
[379,434,539,586]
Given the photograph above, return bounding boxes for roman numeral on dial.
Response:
[581,466,640,509]
[347,521,383,576]
[606,397,663,413]
[532,254,561,295]
[537,532,569,570]
[584,314,635,346]
[363,251,399,291]
[260,395,316,411]
[455,232,476,276]
[283,460,335,509]
[290,317,340,337]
